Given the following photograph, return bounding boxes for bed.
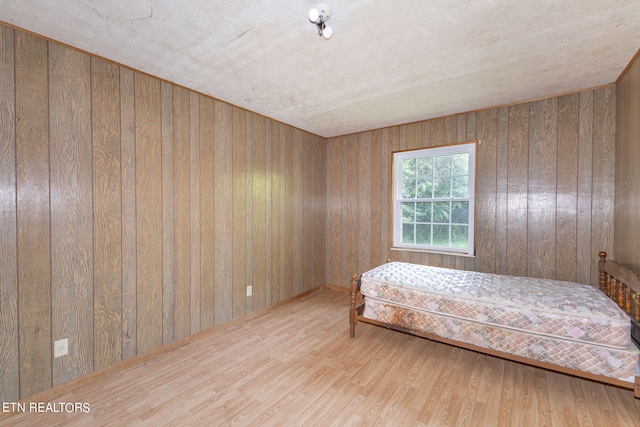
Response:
[349,252,640,398]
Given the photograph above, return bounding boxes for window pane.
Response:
[402,223,415,244]
[393,143,474,253]
[416,224,431,245]
[402,158,416,179]
[451,175,469,198]
[402,179,416,198]
[415,202,431,222]
[402,202,415,222]
[416,177,432,198]
[433,176,451,198]
[451,225,468,247]
[433,224,450,246]
[433,202,450,223]
[434,155,451,176]
[451,201,469,224]
[452,153,469,175]
[417,157,433,177]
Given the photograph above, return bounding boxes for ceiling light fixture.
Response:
[308,4,333,40]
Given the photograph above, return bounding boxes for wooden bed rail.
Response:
[599,252,640,334]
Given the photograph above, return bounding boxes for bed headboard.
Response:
[599,252,640,346]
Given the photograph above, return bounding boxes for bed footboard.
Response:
[598,251,640,398]
[599,252,640,348]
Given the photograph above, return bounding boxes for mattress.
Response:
[360,262,631,349]
[363,298,640,382]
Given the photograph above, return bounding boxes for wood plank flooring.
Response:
[3,288,640,426]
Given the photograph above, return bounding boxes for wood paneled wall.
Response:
[325,87,616,289]
[0,25,326,401]
[615,53,640,271]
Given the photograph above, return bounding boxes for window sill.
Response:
[390,247,476,258]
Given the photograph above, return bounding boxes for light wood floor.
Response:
[3,288,640,426]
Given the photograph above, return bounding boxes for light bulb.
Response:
[322,25,333,39]
[309,8,320,23]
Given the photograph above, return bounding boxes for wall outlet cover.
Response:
[54,338,68,358]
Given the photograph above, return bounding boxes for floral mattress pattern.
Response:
[363,298,640,382]
[360,262,631,349]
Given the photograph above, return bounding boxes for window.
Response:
[392,142,476,255]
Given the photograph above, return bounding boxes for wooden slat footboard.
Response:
[600,251,640,350]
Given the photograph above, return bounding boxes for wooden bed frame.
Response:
[349,251,640,398]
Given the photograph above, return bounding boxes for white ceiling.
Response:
[2,1,640,138]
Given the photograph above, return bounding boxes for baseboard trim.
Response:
[1,286,322,421]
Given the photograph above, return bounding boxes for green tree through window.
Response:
[393,142,476,254]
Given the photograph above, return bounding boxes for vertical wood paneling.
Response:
[15,32,53,397]
[476,109,497,273]
[577,91,594,285]
[302,133,317,291]
[161,81,175,345]
[173,86,191,340]
[284,126,294,297]
[270,122,283,302]
[4,20,629,399]
[135,73,163,353]
[15,32,52,398]
[199,96,215,329]
[506,104,529,276]
[2,24,328,399]
[253,114,267,308]
[189,92,201,334]
[300,133,315,291]
[527,98,557,279]
[444,115,457,144]
[232,108,246,318]
[615,54,640,272]
[293,130,304,294]
[278,123,288,301]
[387,126,400,263]
[324,89,612,289]
[0,25,19,403]
[406,122,422,149]
[591,86,616,283]
[344,135,359,285]
[91,57,122,370]
[49,43,93,386]
[380,129,390,265]
[358,132,372,272]
[369,131,383,268]
[495,108,509,275]
[120,68,138,359]
[556,94,579,282]
[313,134,326,289]
[213,100,233,325]
[120,68,137,360]
[327,137,342,287]
[244,113,253,313]
[265,119,273,304]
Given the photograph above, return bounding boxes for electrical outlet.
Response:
[246,285,252,297]
[54,338,68,358]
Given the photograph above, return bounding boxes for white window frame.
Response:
[392,141,476,255]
